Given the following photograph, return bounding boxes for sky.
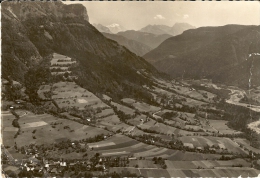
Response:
[64,1,260,30]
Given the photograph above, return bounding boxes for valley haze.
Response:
[1,1,260,178]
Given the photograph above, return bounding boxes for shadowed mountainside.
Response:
[143,25,260,88]
[2,1,161,101]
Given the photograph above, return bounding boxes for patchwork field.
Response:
[2,111,18,147]
[139,119,178,135]
[129,160,160,168]
[165,158,250,169]
[152,79,216,105]
[180,136,247,155]
[38,82,109,110]
[50,53,76,66]
[15,111,110,147]
[110,167,260,177]
[234,138,260,154]
[50,53,76,76]
[86,134,221,160]
[126,158,250,169]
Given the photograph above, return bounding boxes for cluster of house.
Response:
[20,154,108,176]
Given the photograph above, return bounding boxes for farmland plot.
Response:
[86,135,173,158]
[15,111,110,147]
[129,160,160,168]
[51,82,108,110]
[128,114,147,126]
[97,115,133,132]
[121,98,136,104]
[209,119,242,134]
[180,136,247,155]
[51,53,75,65]
[165,159,250,169]
[96,108,114,118]
[234,138,260,154]
[183,97,207,107]
[2,112,18,147]
[111,102,135,115]
[110,167,259,177]
[132,102,160,113]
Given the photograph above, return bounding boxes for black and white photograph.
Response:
[1,1,260,177]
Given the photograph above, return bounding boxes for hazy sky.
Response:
[64,1,260,30]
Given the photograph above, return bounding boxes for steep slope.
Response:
[117,30,172,49]
[2,1,160,101]
[102,33,152,56]
[143,25,260,88]
[140,23,195,36]
[93,23,112,33]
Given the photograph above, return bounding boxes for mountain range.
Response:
[2,1,260,95]
[93,23,194,55]
[106,23,126,34]
[140,23,195,36]
[117,30,172,49]
[143,25,260,88]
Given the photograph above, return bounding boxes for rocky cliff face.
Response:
[1,1,90,81]
[2,1,89,22]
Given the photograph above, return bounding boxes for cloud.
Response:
[154,14,165,20]
[183,14,189,19]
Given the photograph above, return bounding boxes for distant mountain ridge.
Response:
[143,25,260,88]
[102,32,152,56]
[140,23,195,36]
[117,30,172,49]
[93,23,126,34]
